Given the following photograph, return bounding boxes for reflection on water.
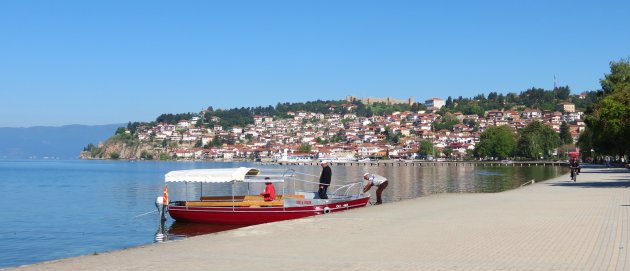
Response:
[155,216,248,241]
[167,222,247,238]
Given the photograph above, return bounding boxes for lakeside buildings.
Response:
[130,98,585,161]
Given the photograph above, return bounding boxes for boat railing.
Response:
[291,172,364,196]
[331,181,364,197]
[250,168,296,179]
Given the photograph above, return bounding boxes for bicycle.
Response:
[570,167,578,182]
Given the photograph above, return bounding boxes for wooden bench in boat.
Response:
[186,194,305,208]
[199,194,305,201]
[184,200,284,207]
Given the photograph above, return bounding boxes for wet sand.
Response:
[8,165,630,271]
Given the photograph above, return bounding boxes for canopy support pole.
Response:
[232,181,235,212]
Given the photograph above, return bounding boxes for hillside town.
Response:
[114,95,586,162]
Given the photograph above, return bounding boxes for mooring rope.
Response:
[132,209,157,219]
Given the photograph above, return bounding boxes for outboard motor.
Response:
[154,196,168,242]
[156,184,169,222]
[155,196,167,222]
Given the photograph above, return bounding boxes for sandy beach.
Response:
[8,164,630,271]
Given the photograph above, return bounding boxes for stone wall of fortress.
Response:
[346,96,414,105]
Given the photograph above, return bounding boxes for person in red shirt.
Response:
[260,177,276,201]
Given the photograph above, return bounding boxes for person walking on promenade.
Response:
[318,161,332,199]
[363,172,389,205]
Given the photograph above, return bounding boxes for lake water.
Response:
[0,160,568,268]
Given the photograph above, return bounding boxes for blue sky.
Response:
[1,1,628,127]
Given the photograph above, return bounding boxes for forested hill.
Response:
[128,87,597,131]
[0,124,122,159]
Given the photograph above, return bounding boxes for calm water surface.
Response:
[0,160,567,268]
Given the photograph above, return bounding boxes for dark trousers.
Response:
[318,185,329,199]
[375,181,389,204]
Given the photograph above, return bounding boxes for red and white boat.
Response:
[157,167,370,225]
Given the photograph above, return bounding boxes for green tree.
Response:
[582,59,630,157]
[83,143,96,152]
[212,136,225,147]
[445,96,453,108]
[559,122,573,145]
[110,152,120,159]
[126,122,144,134]
[416,140,434,159]
[115,127,126,135]
[156,113,196,124]
[474,125,516,160]
[315,137,329,144]
[554,86,571,100]
[442,147,453,158]
[516,121,560,159]
[391,133,400,144]
[601,59,630,95]
[577,128,594,158]
[433,113,459,131]
[194,139,203,148]
[140,150,154,160]
[298,144,312,153]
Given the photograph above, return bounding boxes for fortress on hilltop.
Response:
[346,95,414,106]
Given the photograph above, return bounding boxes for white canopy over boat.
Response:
[165,167,264,183]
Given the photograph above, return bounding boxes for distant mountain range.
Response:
[0,124,124,159]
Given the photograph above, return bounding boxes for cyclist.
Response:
[569,158,580,182]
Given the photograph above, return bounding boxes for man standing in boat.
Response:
[363,172,388,205]
[318,161,332,199]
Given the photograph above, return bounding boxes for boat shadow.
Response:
[167,221,248,238]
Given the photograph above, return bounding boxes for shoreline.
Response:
[8,164,630,270]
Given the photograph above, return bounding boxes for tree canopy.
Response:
[516,121,560,159]
[298,144,312,153]
[559,122,573,145]
[416,140,434,158]
[433,113,460,131]
[580,59,630,157]
[474,125,516,160]
[156,113,197,124]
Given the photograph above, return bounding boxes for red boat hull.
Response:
[168,197,370,225]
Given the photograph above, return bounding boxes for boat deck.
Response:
[180,194,306,207]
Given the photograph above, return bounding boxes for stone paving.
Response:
[9,165,630,271]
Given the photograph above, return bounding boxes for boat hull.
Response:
[167,197,370,225]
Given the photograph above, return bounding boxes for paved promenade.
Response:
[9,165,630,271]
